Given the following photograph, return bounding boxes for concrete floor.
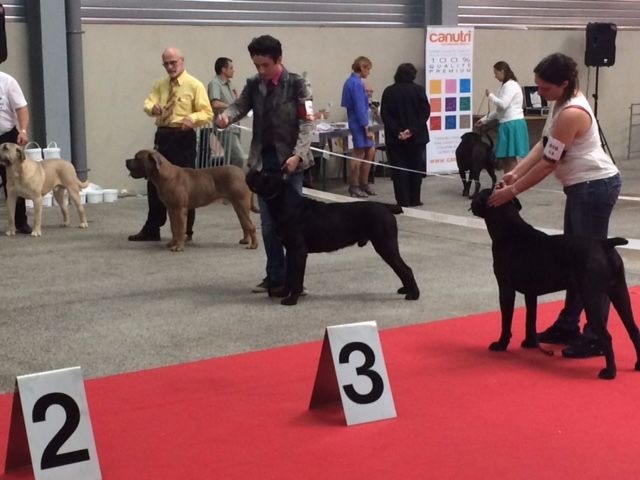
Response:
[2,157,640,393]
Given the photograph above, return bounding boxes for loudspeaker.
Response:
[585,22,616,67]
[0,4,6,64]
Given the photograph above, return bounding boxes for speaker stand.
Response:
[592,66,615,163]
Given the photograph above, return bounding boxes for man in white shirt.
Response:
[0,70,31,234]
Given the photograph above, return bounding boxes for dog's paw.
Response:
[239,238,248,244]
[520,338,539,349]
[281,295,299,306]
[169,244,184,252]
[31,230,42,237]
[598,367,616,380]
[5,230,15,236]
[489,340,509,351]
[79,222,88,229]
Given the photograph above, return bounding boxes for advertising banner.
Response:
[426,26,474,174]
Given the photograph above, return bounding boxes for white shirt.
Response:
[482,79,524,124]
[0,71,27,134]
[542,92,618,187]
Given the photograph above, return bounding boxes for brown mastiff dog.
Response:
[0,142,89,236]
[125,149,259,252]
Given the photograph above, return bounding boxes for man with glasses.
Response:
[129,46,213,242]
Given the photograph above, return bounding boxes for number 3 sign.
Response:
[309,321,397,426]
[4,366,102,480]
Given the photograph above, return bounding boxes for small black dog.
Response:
[455,132,497,197]
[471,188,640,379]
[246,170,420,306]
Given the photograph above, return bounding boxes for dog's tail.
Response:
[603,237,628,249]
[386,204,404,215]
[250,193,260,213]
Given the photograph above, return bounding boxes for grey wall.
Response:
[2,22,637,191]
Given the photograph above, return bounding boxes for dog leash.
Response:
[475,94,488,117]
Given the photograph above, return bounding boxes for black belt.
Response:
[157,126,183,132]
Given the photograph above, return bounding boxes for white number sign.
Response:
[309,321,397,426]
[4,366,102,480]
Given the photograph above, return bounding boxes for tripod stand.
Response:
[592,66,615,163]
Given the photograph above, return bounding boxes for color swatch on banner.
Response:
[427,77,472,130]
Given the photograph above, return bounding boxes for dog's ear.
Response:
[16,144,25,162]
[245,169,259,190]
[512,196,522,211]
[150,150,163,170]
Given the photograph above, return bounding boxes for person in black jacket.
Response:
[380,63,430,207]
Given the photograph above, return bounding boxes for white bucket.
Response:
[86,190,104,204]
[24,142,43,161]
[42,141,61,159]
[102,189,118,203]
[79,191,87,204]
[42,193,53,207]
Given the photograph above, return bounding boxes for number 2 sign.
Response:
[309,321,397,426]
[4,366,102,480]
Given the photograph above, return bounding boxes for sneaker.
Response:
[360,184,377,196]
[15,223,32,235]
[561,334,605,358]
[348,185,368,198]
[537,322,580,344]
[251,279,269,293]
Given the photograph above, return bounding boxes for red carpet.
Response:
[3,288,640,479]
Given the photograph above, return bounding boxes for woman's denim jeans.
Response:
[556,173,622,332]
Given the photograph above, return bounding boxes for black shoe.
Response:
[186,234,193,242]
[269,286,289,298]
[251,279,270,293]
[537,322,580,344]
[561,334,605,358]
[128,230,160,241]
[15,223,32,235]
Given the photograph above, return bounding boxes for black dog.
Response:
[245,170,420,306]
[471,188,640,379]
[455,132,497,197]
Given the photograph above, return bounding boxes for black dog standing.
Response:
[471,189,640,379]
[455,132,497,197]
[246,170,420,306]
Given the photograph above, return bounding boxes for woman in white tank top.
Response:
[488,53,621,359]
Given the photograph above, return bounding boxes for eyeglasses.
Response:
[162,60,180,68]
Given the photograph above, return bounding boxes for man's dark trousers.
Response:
[143,127,197,236]
[0,127,28,227]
